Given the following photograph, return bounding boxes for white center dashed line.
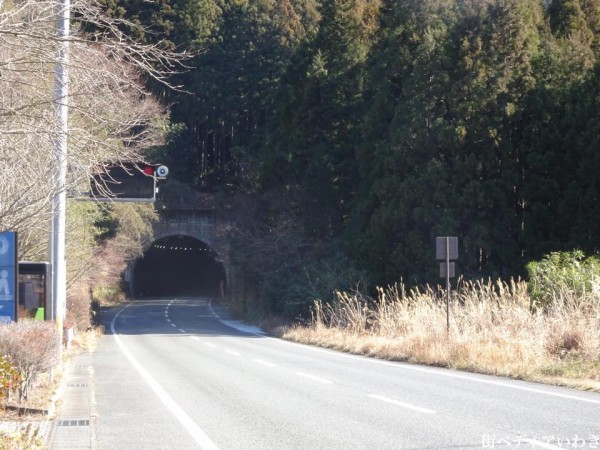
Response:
[252,359,279,367]
[178,329,186,334]
[225,349,241,356]
[368,394,436,414]
[204,343,217,348]
[296,372,333,384]
[111,303,220,450]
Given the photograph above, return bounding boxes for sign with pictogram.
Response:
[0,232,18,322]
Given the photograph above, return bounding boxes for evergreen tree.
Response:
[520,0,600,259]
[162,0,320,189]
[97,0,222,48]
[97,0,600,309]
[262,0,383,238]
[353,0,546,284]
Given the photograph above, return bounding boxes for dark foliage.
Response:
[108,0,600,314]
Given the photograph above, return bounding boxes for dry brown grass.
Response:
[65,327,104,357]
[283,279,600,391]
[0,327,103,417]
[0,328,104,449]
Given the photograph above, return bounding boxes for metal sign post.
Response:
[436,236,458,334]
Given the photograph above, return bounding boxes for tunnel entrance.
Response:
[132,235,226,298]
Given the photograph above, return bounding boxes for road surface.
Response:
[89,297,600,449]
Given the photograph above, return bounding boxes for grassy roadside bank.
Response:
[282,279,600,392]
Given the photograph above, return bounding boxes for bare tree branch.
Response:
[0,0,188,264]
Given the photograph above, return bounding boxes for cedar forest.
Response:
[103,0,600,317]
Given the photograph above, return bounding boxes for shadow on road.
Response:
[99,297,266,339]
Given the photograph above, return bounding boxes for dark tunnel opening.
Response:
[132,235,226,298]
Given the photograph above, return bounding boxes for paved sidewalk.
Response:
[48,352,95,449]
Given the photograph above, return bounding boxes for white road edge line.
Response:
[296,372,333,384]
[111,303,220,450]
[369,394,436,415]
[520,439,565,450]
[207,301,600,406]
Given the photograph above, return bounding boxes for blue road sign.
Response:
[0,232,17,322]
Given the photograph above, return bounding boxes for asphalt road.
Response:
[91,297,600,449]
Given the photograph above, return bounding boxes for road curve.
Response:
[91,297,600,450]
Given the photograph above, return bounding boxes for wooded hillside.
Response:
[112,0,600,311]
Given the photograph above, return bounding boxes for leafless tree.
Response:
[0,0,187,257]
[0,320,61,401]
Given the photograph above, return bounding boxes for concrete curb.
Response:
[43,362,70,449]
[45,352,94,449]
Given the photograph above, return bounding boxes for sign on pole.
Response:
[88,162,169,202]
[436,236,458,334]
[436,236,458,260]
[0,232,18,323]
[439,262,455,278]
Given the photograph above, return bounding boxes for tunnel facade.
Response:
[125,210,231,299]
[132,236,226,298]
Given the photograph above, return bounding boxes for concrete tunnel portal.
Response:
[132,235,226,298]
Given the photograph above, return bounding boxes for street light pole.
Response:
[51,0,70,354]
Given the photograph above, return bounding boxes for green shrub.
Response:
[92,284,125,305]
[526,250,600,307]
[261,251,369,319]
[0,355,20,406]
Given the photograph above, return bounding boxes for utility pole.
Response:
[51,0,70,356]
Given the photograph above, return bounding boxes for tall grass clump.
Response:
[286,253,600,388]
